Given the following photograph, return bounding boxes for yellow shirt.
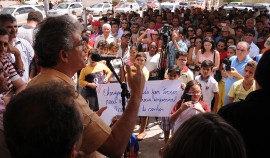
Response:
[27,68,111,158]
[228,79,256,102]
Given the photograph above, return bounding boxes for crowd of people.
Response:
[0,4,270,158]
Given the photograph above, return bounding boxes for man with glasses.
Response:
[27,15,145,158]
[224,41,253,105]
[243,29,259,58]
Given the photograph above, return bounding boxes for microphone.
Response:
[91,54,119,62]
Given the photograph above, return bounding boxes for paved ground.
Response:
[133,117,165,158]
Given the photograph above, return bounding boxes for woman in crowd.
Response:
[119,19,131,35]
[187,36,203,75]
[138,29,163,52]
[145,42,160,80]
[125,45,138,66]
[196,37,220,72]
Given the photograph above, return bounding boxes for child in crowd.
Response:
[130,52,149,141]
[97,40,109,55]
[125,45,138,66]
[228,61,257,103]
[217,45,236,111]
[108,42,124,83]
[170,80,210,134]
[161,65,181,144]
[79,49,112,111]
[110,116,139,158]
[195,60,219,112]
[164,51,194,87]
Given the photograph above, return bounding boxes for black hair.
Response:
[254,50,270,90]
[175,51,188,59]
[168,65,180,75]
[201,59,214,69]
[4,81,83,158]
[0,14,16,27]
[0,27,8,35]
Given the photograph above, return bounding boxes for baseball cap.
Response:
[91,21,101,27]
[122,32,131,38]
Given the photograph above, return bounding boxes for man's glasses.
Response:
[122,22,128,24]
[74,40,86,49]
[188,30,194,32]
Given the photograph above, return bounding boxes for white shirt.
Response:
[117,45,130,63]
[145,52,160,76]
[195,75,219,109]
[173,102,202,134]
[8,37,35,83]
[249,42,260,58]
[17,24,35,45]
[94,34,116,48]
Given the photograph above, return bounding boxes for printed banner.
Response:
[97,80,183,117]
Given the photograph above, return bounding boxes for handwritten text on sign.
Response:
[97,80,183,117]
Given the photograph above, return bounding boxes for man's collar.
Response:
[40,68,75,87]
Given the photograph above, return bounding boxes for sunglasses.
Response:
[152,34,158,36]
[244,33,254,37]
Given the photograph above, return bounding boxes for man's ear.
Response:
[59,50,69,63]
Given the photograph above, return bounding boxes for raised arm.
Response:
[98,63,145,157]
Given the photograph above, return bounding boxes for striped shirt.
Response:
[0,56,20,95]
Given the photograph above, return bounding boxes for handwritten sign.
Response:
[97,80,183,117]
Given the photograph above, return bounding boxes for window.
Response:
[16,8,25,14]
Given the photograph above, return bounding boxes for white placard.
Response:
[97,80,183,117]
[99,105,118,126]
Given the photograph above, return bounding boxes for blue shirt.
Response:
[224,55,253,105]
[166,40,188,68]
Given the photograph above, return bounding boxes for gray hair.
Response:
[102,23,111,29]
[34,15,83,67]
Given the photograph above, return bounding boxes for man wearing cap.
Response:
[94,23,115,48]
[243,29,259,58]
[118,32,131,62]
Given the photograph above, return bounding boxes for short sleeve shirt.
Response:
[228,79,256,102]
[27,68,112,157]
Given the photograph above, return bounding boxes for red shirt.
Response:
[171,99,210,114]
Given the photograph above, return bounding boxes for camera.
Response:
[160,24,172,44]
[223,58,231,71]
[194,65,200,72]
